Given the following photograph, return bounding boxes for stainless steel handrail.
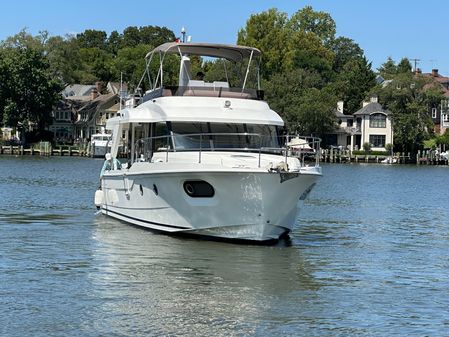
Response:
[134,132,321,167]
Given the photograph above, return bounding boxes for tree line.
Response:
[0,6,447,152]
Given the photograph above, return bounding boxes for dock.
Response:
[319,149,449,165]
[0,142,89,157]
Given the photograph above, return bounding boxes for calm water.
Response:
[1,156,448,336]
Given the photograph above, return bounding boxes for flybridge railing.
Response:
[139,85,265,103]
[133,133,321,168]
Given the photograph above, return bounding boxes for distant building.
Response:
[326,95,393,151]
[419,68,449,134]
[50,82,124,142]
[353,95,393,151]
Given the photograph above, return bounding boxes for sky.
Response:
[1,0,448,75]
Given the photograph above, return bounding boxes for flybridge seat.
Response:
[143,85,263,101]
[187,80,230,89]
[183,80,244,98]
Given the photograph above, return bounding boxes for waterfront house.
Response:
[353,95,393,151]
[49,82,123,142]
[419,68,449,134]
[325,95,393,151]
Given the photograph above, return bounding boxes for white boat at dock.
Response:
[95,41,322,242]
[90,132,112,158]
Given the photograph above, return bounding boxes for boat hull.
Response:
[100,169,319,242]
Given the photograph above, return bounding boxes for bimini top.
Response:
[145,42,261,62]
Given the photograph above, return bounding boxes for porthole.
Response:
[183,180,215,198]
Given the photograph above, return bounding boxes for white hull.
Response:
[92,144,109,158]
[100,157,320,242]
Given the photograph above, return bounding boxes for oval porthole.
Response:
[183,180,215,198]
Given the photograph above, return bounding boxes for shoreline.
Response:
[2,145,448,166]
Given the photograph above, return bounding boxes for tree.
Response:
[333,56,376,114]
[329,37,364,73]
[288,5,336,45]
[378,57,397,79]
[76,29,107,50]
[0,47,62,131]
[110,44,151,91]
[397,57,412,74]
[107,30,122,55]
[122,26,141,48]
[263,68,323,117]
[237,8,289,78]
[287,30,334,77]
[45,35,81,84]
[139,26,175,47]
[376,71,439,153]
[292,87,338,136]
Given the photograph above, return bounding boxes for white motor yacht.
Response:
[95,42,322,242]
[90,132,112,158]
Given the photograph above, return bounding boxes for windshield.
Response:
[170,122,280,150]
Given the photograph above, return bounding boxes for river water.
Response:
[0,156,448,336]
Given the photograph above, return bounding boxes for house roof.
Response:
[75,93,118,125]
[62,84,96,98]
[421,72,449,98]
[353,102,391,116]
[334,110,352,118]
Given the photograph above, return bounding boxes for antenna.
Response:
[410,58,420,72]
[181,27,186,43]
[119,72,123,110]
[428,59,437,68]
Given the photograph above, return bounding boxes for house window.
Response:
[369,135,386,147]
[369,113,386,128]
[432,108,437,119]
[347,119,353,127]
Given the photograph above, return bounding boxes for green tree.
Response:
[237,8,289,78]
[110,44,151,91]
[138,26,175,46]
[333,56,376,114]
[377,71,438,153]
[288,5,336,45]
[107,30,122,55]
[291,87,338,136]
[77,47,113,83]
[287,30,334,76]
[0,47,62,130]
[397,57,412,74]
[76,29,107,49]
[378,57,397,79]
[46,35,81,84]
[263,68,323,118]
[329,37,364,73]
[122,26,141,48]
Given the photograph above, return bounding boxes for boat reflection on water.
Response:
[89,215,320,335]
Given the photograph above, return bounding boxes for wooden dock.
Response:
[319,149,448,165]
[0,142,89,157]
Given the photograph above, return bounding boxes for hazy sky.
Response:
[1,0,447,74]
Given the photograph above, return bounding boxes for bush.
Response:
[352,150,390,156]
[362,142,371,153]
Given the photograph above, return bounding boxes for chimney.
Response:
[91,88,98,100]
[415,68,422,74]
[432,69,439,77]
[337,101,344,113]
[370,94,378,103]
[362,101,369,107]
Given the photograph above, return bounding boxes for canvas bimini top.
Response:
[145,42,262,62]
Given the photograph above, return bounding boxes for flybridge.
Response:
[128,42,264,104]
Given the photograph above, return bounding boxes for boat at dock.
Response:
[90,132,112,158]
[95,41,322,242]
